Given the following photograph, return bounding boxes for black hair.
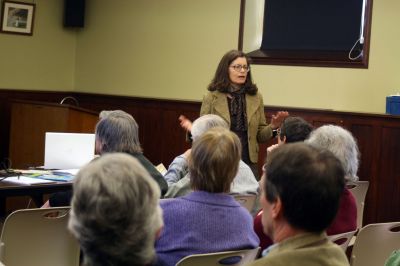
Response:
[279,116,313,143]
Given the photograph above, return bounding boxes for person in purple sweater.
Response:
[155,127,260,266]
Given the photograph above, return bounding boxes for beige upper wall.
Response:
[75,0,240,101]
[0,0,76,91]
[250,0,400,113]
[75,0,400,113]
[1,0,398,114]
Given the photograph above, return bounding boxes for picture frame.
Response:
[1,1,35,35]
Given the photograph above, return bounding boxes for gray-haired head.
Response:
[95,110,142,154]
[191,114,229,141]
[306,125,360,182]
[99,110,128,120]
[68,153,163,266]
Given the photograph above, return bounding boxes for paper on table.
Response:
[52,169,79,175]
[156,164,167,175]
[5,176,55,185]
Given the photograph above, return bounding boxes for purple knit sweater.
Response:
[154,191,260,266]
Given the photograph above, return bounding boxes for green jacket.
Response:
[385,250,400,266]
[248,232,349,266]
[200,91,272,163]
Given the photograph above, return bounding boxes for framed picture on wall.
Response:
[1,1,35,35]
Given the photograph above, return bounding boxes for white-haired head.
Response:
[191,114,228,141]
[306,125,359,182]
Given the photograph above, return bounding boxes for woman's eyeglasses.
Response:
[230,64,250,72]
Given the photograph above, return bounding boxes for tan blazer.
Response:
[248,233,349,266]
[200,91,272,163]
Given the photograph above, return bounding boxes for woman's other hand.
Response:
[270,111,289,129]
[179,115,193,132]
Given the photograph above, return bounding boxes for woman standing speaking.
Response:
[200,50,288,177]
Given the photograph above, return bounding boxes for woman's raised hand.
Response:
[270,111,289,129]
[179,115,193,132]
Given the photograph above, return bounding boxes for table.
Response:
[0,178,72,217]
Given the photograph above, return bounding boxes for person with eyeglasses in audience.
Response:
[154,127,259,266]
[180,50,288,178]
[254,116,314,251]
[266,116,313,155]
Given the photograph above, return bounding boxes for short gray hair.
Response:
[68,153,163,266]
[306,125,360,181]
[191,114,228,141]
[95,110,142,154]
[99,110,128,120]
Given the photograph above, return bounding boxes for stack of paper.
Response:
[6,176,55,185]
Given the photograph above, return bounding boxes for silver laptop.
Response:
[44,132,95,170]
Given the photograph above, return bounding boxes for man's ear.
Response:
[271,197,282,219]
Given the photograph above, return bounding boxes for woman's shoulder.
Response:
[204,90,226,97]
[246,91,264,105]
[252,91,263,98]
[202,90,227,103]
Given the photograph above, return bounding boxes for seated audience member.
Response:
[164,114,258,198]
[43,110,167,207]
[255,116,313,250]
[306,125,358,235]
[155,128,259,266]
[266,116,313,154]
[248,143,349,266]
[68,153,163,266]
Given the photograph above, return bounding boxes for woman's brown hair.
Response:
[207,50,258,95]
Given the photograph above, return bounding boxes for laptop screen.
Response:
[44,132,95,170]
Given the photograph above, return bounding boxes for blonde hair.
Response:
[189,127,241,193]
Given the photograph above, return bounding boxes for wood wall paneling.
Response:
[9,102,68,168]
[1,89,400,226]
[9,100,98,168]
[350,123,379,225]
[378,126,400,222]
[0,90,71,162]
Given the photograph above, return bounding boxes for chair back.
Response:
[347,180,369,229]
[0,207,80,266]
[233,195,256,212]
[350,222,400,266]
[327,230,358,252]
[176,248,260,266]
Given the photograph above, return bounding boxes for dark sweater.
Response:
[49,152,167,207]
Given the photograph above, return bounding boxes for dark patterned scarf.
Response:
[229,87,248,131]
